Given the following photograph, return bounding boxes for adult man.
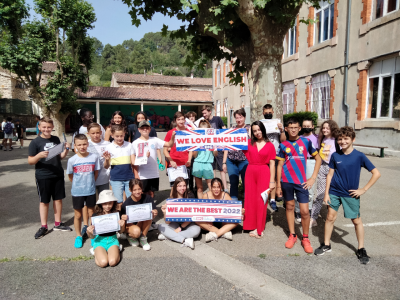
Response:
[201,105,228,192]
[262,104,286,211]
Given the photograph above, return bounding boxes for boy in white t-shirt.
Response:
[132,120,176,198]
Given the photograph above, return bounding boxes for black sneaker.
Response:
[35,227,48,239]
[276,196,284,202]
[53,223,72,231]
[356,248,370,264]
[314,243,332,256]
[81,225,88,238]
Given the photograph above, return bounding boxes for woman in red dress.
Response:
[243,121,276,238]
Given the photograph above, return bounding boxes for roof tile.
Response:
[113,72,212,86]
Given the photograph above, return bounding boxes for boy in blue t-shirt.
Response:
[67,134,100,248]
[314,126,381,264]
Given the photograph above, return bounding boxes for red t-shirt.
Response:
[164,128,188,166]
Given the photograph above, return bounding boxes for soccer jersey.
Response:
[105,141,135,181]
[276,137,318,184]
[67,153,100,197]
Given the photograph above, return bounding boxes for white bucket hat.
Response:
[97,190,118,205]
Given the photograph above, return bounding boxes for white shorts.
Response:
[4,133,13,139]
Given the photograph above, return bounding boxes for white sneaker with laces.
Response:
[158,233,167,241]
[221,231,233,241]
[140,236,151,251]
[205,232,218,242]
[183,238,194,249]
[127,237,139,247]
[119,244,123,252]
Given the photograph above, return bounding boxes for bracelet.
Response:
[270,182,275,183]
[223,162,226,164]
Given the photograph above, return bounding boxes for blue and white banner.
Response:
[175,128,248,151]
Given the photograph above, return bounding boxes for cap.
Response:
[138,120,150,128]
[96,190,118,205]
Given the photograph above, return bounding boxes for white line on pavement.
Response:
[163,240,315,300]
[343,221,400,227]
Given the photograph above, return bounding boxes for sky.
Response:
[25,0,187,46]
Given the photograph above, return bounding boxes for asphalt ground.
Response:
[0,133,399,299]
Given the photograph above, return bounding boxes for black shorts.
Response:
[212,151,224,171]
[142,178,160,193]
[72,194,96,209]
[36,177,65,204]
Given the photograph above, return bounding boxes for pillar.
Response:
[96,101,100,124]
[178,103,181,111]
[141,102,144,111]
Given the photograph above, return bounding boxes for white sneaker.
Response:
[221,231,233,241]
[119,244,123,252]
[183,238,194,249]
[158,233,167,241]
[118,233,127,240]
[127,237,139,247]
[205,232,218,242]
[89,247,94,255]
[309,219,318,228]
[140,236,151,251]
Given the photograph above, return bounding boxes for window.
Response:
[375,0,399,19]
[315,1,334,45]
[217,65,221,87]
[286,22,297,57]
[240,74,245,93]
[367,57,400,119]
[223,98,228,117]
[282,82,295,114]
[230,109,234,127]
[216,100,221,116]
[309,73,331,119]
[226,62,229,82]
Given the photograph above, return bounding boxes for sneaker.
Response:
[285,234,298,249]
[140,236,151,251]
[3,148,6,151]
[54,223,72,231]
[183,238,194,249]
[34,227,48,239]
[205,232,218,242]
[8,147,12,151]
[356,248,370,264]
[309,219,318,228]
[276,196,284,202]
[301,237,313,254]
[221,231,233,241]
[20,146,23,149]
[314,243,332,256]
[119,244,123,252]
[295,212,302,223]
[127,237,139,247]
[81,225,88,239]
[118,233,127,240]
[74,236,83,248]
[158,233,167,241]
[270,201,278,212]
[148,222,158,232]
[89,247,95,255]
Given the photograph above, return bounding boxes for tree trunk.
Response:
[247,55,283,123]
[50,110,68,138]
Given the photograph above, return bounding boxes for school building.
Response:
[213,0,400,157]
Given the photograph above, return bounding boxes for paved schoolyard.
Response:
[0,134,399,300]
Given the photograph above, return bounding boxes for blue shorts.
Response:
[93,234,120,251]
[328,194,360,219]
[281,182,309,203]
[192,162,214,180]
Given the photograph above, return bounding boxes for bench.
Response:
[353,144,388,158]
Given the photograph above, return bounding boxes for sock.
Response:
[54,221,60,227]
[303,234,308,239]
[292,233,296,238]
[270,198,276,203]
[41,224,48,229]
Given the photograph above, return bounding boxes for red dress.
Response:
[242,140,276,235]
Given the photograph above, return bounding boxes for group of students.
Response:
[1,117,25,150]
[27,104,380,267]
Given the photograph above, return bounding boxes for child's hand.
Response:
[152,209,158,218]
[185,160,191,167]
[64,142,70,149]
[276,186,282,197]
[302,177,316,190]
[241,208,245,220]
[323,194,331,205]
[174,227,182,233]
[118,219,125,227]
[87,225,95,235]
[170,160,178,168]
[222,164,227,173]
[269,182,276,190]
[121,214,128,221]
[103,151,111,160]
[37,151,49,159]
[161,204,167,214]
[146,150,150,158]
[349,188,365,198]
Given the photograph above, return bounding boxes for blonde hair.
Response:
[39,117,53,125]
[199,119,211,128]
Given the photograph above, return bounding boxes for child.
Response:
[103,124,135,209]
[192,119,218,197]
[158,177,201,249]
[120,179,158,251]
[67,134,100,248]
[185,111,197,130]
[14,119,24,149]
[310,120,339,227]
[276,117,322,253]
[314,126,380,264]
[72,108,105,151]
[28,117,72,239]
[87,190,125,268]
[81,123,111,238]
[104,111,131,142]
[131,120,176,199]
[2,117,15,151]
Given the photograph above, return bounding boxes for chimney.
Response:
[191,72,193,79]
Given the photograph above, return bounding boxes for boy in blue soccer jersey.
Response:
[276,117,322,253]
[314,126,380,264]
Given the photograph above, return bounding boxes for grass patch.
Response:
[15,256,33,261]
[258,254,266,259]
[0,258,11,263]
[69,255,93,261]
[0,255,93,262]
[287,253,300,257]
[40,256,64,262]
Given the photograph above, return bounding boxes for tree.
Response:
[123,0,319,121]
[0,0,95,136]
[163,69,184,76]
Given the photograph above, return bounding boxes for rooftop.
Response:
[112,72,212,86]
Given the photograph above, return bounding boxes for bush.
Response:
[163,69,184,76]
[283,111,318,127]
[221,116,228,127]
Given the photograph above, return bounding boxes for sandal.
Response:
[249,230,258,237]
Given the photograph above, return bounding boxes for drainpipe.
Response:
[342,0,352,126]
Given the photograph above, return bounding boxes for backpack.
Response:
[4,122,13,135]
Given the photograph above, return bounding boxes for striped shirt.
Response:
[105,141,134,181]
